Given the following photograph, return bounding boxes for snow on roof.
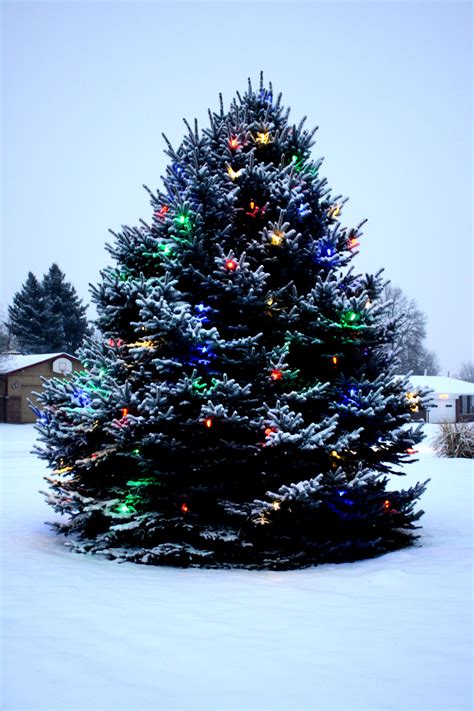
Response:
[0,353,78,374]
[407,375,474,396]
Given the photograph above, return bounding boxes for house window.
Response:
[460,396,473,414]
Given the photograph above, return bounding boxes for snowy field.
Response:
[1,424,472,711]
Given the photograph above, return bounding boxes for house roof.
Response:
[0,353,79,375]
[407,375,474,397]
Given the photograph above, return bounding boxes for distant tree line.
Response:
[4,264,90,355]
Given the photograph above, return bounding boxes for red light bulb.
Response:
[271,369,283,381]
[181,503,189,513]
[155,205,169,219]
[121,408,129,418]
[204,417,213,428]
[225,259,237,271]
[229,136,240,150]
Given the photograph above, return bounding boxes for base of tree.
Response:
[47,474,428,570]
[57,523,423,571]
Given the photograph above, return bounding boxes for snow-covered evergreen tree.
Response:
[8,272,54,353]
[35,77,430,569]
[42,263,90,354]
[8,265,89,355]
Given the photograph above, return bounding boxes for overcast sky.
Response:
[2,0,472,373]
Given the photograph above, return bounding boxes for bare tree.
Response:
[383,284,440,375]
[455,361,474,383]
[0,307,14,353]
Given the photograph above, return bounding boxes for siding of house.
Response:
[1,357,82,423]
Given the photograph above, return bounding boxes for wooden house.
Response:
[0,353,83,424]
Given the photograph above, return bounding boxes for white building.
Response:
[408,375,474,424]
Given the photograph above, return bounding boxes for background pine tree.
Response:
[35,77,430,569]
[8,272,52,353]
[8,265,89,355]
[42,263,90,354]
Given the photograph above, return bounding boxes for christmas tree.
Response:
[35,76,430,569]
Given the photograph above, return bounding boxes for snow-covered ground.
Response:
[1,424,472,711]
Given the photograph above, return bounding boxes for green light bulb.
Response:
[342,311,361,328]
[176,213,191,230]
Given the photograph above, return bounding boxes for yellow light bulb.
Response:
[406,392,419,412]
[330,450,341,460]
[327,204,341,218]
[256,131,271,145]
[272,501,281,510]
[270,230,284,246]
[227,165,243,180]
[266,297,274,306]
[127,340,154,348]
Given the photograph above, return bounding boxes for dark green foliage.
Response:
[35,76,430,568]
[8,272,54,353]
[8,264,90,355]
[42,264,90,354]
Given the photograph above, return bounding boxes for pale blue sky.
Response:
[2,0,472,373]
